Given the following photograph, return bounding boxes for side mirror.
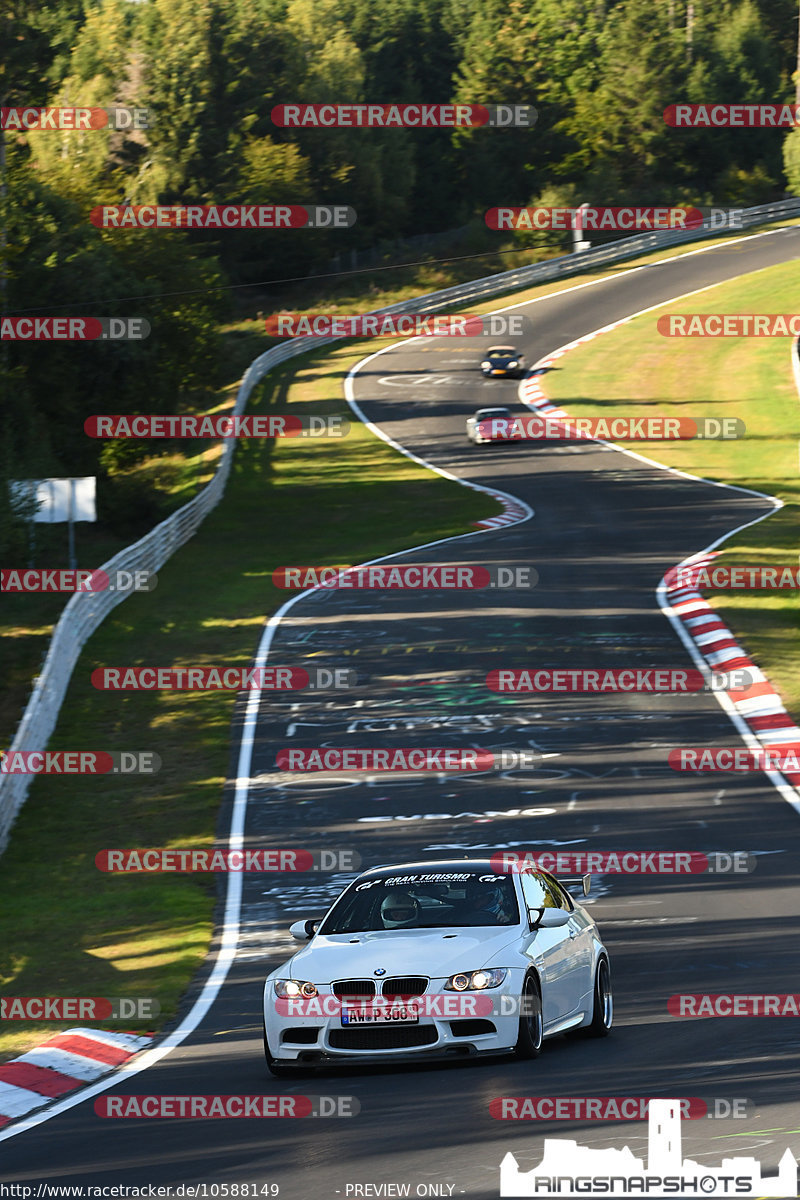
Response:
[529,907,570,930]
[289,918,320,941]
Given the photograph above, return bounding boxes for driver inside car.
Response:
[380,891,421,929]
[463,879,513,925]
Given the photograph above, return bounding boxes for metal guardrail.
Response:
[2,196,799,853]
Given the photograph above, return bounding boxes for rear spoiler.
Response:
[560,874,592,897]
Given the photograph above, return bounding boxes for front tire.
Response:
[514,974,543,1059]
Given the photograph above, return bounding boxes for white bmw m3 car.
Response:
[262,858,612,1073]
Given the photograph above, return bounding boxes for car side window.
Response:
[540,870,574,911]
[521,871,567,913]
[520,872,548,912]
[551,880,574,911]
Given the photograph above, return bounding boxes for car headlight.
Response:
[481,360,491,368]
[444,968,507,991]
[274,979,318,998]
[507,361,518,369]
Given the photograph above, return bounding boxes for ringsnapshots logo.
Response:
[1,106,151,130]
[272,564,537,590]
[271,103,537,128]
[84,414,347,438]
[0,996,158,1020]
[95,1095,359,1118]
[487,668,753,693]
[664,103,800,127]
[90,666,355,690]
[1,317,150,340]
[90,205,355,229]
[1,569,156,593]
[498,1098,798,1198]
[264,313,529,338]
[0,751,160,775]
[95,847,360,872]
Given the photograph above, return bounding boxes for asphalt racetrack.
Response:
[3,228,800,1199]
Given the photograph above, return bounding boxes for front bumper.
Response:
[264,981,523,1063]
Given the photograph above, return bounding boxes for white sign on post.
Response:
[9,478,96,523]
[9,478,97,568]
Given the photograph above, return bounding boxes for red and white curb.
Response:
[0,1028,152,1128]
[473,489,531,529]
[519,327,800,806]
[664,552,800,791]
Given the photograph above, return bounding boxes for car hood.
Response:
[284,926,522,982]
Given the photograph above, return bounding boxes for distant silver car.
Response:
[480,346,526,378]
[262,858,612,1074]
[466,406,523,444]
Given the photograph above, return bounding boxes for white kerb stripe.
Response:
[15,1047,110,1082]
[0,1081,51,1118]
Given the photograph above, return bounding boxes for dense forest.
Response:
[2,0,799,554]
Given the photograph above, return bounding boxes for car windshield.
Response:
[488,348,516,358]
[317,872,519,934]
[477,409,510,420]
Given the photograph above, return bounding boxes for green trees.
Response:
[4,0,798,547]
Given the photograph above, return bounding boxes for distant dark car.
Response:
[480,346,526,378]
[466,407,523,445]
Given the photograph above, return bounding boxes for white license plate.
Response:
[341,1004,420,1026]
